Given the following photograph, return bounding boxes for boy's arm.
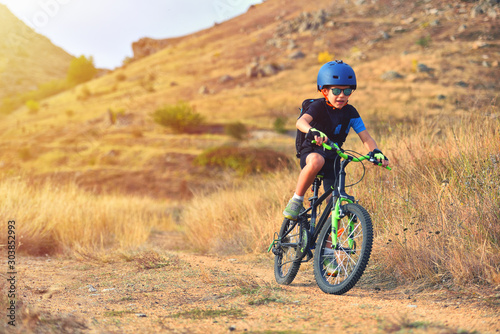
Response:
[357,130,378,151]
[296,114,314,133]
[297,114,328,146]
[358,130,389,167]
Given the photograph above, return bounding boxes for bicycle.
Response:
[268,139,391,295]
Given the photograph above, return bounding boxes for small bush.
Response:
[318,51,334,64]
[25,100,40,114]
[18,147,32,161]
[194,146,290,175]
[411,59,419,73]
[416,36,431,49]
[152,101,204,133]
[273,117,287,134]
[224,122,248,140]
[67,55,98,85]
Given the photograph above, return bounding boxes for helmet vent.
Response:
[348,76,353,79]
[333,75,339,79]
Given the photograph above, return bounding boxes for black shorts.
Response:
[299,150,340,192]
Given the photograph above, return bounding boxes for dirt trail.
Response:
[3,232,499,333]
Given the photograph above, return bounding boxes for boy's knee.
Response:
[307,155,325,169]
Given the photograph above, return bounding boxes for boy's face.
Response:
[322,85,353,109]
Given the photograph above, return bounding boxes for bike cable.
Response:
[341,149,367,188]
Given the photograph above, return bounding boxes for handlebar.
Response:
[312,139,392,170]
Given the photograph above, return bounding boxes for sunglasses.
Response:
[330,88,353,96]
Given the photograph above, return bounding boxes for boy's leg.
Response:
[283,153,325,220]
[295,153,325,196]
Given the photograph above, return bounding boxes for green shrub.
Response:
[224,122,248,140]
[273,117,287,134]
[194,146,290,175]
[152,101,204,133]
[67,55,98,85]
[25,100,40,114]
[416,36,431,49]
[318,51,333,64]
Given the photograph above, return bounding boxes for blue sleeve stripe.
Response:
[348,117,366,134]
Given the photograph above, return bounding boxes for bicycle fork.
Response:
[330,197,354,250]
[330,158,356,250]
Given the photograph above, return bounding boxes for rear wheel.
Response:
[313,203,373,295]
[273,218,303,285]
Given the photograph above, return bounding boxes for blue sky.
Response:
[1,0,262,69]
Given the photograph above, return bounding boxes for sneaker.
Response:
[282,198,303,220]
[323,257,339,277]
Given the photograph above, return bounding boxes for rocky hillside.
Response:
[0,0,498,199]
[0,4,73,99]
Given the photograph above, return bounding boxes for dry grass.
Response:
[0,178,173,256]
[0,295,87,334]
[0,0,498,290]
[182,168,299,255]
[367,115,500,286]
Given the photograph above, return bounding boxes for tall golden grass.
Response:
[183,114,500,286]
[0,178,173,256]
[183,170,299,254]
[368,115,500,285]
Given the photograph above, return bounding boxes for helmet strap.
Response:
[321,90,334,108]
[320,89,350,109]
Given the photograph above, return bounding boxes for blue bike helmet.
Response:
[317,60,357,91]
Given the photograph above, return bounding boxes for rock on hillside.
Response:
[0,4,73,99]
[132,37,171,60]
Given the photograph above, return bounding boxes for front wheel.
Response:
[273,218,303,285]
[313,203,373,295]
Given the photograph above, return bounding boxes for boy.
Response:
[283,60,389,220]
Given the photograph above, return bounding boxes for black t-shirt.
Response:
[300,99,366,159]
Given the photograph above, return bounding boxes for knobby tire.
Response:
[274,218,302,285]
[313,203,373,295]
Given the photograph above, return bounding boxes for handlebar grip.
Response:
[369,158,392,170]
[311,139,338,151]
[312,139,391,170]
[380,164,392,170]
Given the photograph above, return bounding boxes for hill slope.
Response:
[0,4,73,99]
[0,0,498,199]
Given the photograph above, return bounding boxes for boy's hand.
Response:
[369,149,389,167]
[307,128,328,145]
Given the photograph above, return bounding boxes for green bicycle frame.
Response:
[269,140,390,254]
[316,140,390,249]
[331,197,354,249]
